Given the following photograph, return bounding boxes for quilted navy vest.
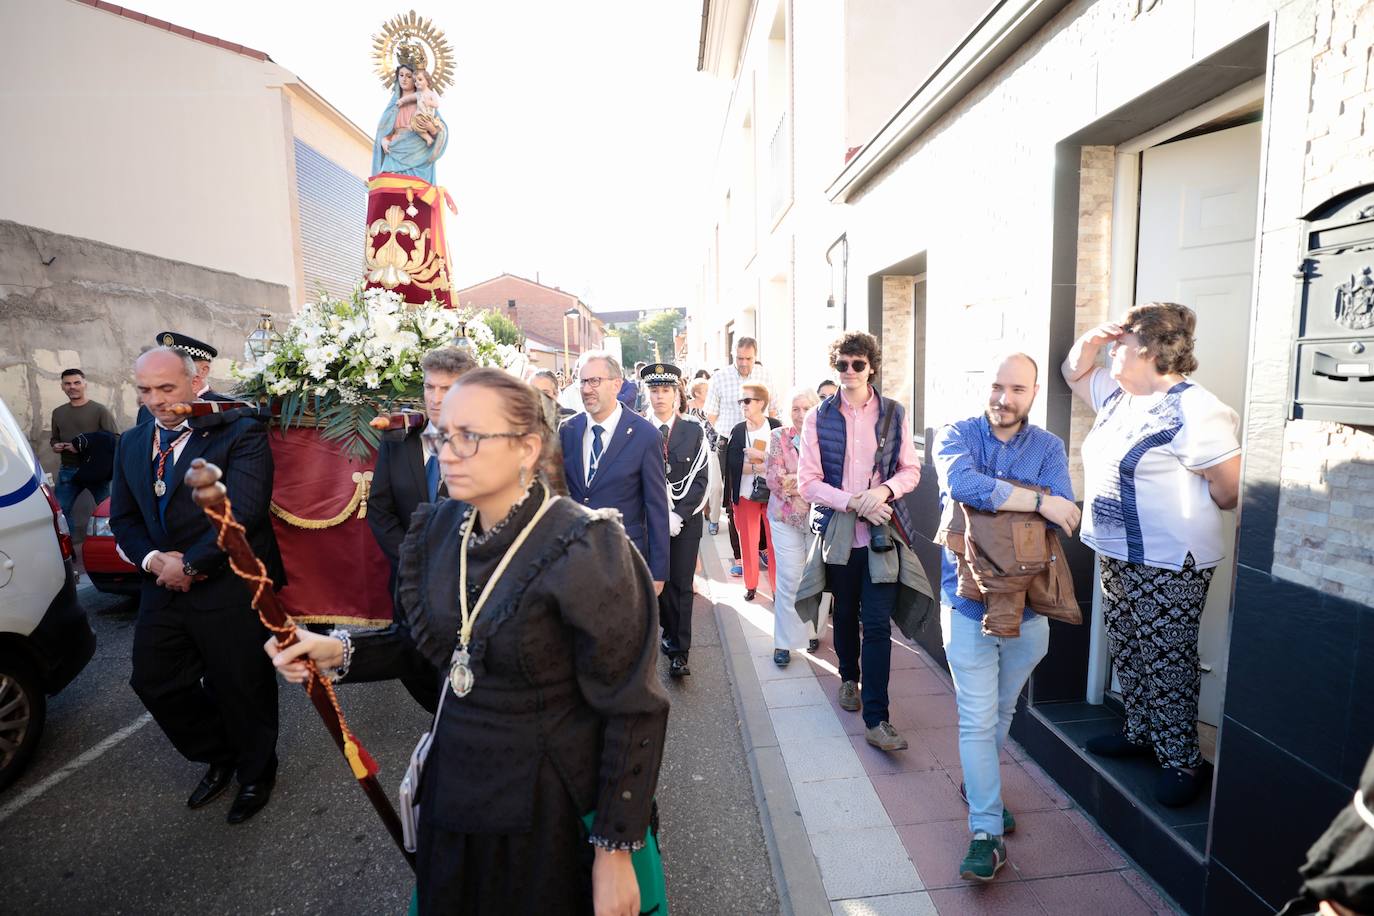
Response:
[810,390,905,535]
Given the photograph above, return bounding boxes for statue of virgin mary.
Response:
[372,61,449,184]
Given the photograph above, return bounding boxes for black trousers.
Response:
[659,514,704,657]
[130,594,279,784]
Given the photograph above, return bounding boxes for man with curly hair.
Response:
[799,331,922,752]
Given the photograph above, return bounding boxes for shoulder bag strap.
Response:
[870,397,896,487]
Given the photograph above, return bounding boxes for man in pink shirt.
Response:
[799,332,921,751]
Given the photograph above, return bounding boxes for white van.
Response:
[0,397,95,790]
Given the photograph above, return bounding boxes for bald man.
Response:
[932,352,1078,882]
[109,347,284,825]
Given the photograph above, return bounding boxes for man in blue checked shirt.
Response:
[933,352,1081,883]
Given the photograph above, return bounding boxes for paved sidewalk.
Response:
[702,532,1181,916]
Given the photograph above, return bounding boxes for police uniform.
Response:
[641,363,709,677]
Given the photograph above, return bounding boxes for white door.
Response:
[1126,121,1261,730]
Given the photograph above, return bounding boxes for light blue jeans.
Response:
[940,605,1049,836]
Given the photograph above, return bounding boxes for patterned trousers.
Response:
[1099,554,1215,769]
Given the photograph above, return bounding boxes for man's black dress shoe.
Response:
[226,779,275,824]
[744,588,756,601]
[187,764,234,809]
[669,655,691,678]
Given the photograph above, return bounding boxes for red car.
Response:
[83,498,140,596]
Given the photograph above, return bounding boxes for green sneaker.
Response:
[959,782,1015,834]
[959,832,1006,882]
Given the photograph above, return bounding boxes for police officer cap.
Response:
[156,331,218,362]
[640,363,682,386]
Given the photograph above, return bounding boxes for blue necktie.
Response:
[425,453,440,502]
[588,424,605,484]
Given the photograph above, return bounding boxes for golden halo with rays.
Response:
[372,10,454,92]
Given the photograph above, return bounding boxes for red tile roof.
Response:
[75,0,272,62]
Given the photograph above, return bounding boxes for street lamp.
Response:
[244,312,283,362]
[562,307,580,374]
[452,319,473,352]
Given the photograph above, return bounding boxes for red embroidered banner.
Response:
[268,428,393,627]
[363,173,456,308]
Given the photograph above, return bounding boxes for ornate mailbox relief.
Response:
[1292,185,1374,426]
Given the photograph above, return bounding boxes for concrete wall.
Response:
[0,221,290,478]
[843,0,991,150]
[0,0,370,306]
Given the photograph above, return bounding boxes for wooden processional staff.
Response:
[184,458,414,869]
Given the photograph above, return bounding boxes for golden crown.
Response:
[372,10,454,92]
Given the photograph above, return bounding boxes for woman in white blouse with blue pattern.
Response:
[1063,302,1242,809]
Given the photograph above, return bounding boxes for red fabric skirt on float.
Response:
[267,428,393,627]
[364,173,457,308]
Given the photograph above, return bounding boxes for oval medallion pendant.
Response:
[153,479,167,497]
[449,647,475,697]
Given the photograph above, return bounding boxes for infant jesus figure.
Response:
[409,69,442,147]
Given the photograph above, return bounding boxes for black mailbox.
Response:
[1293,183,1374,426]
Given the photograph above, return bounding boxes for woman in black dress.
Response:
[269,369,669,916]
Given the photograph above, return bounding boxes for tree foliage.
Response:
[616,326,650,366]
[639,311,682,365]
[480,309,524,347]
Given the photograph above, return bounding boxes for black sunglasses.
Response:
[834,358,868,373]
[737,397,762,405]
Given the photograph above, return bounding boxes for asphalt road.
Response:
[0,583,777,915]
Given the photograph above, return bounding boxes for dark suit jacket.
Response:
[109,414,284,611]
[659,414,709,527]
[366,426,429,567]
[559,410,670,580]
[726,417,783,504]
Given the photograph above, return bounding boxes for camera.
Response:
[869,523,895,553]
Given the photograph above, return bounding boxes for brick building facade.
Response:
[453,273,606,373]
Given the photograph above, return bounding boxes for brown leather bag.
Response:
[938,491,1081,637]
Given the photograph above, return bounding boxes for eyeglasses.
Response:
[834,359,868,373]
[578,376,611,389]
[738,397,761,405]
[421,428,527,459]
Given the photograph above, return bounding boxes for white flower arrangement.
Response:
[232,286,520,457]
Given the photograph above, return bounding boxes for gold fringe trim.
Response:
[289,614,392,628]
[270,471,373,529]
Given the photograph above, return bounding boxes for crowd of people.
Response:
[65,301,1263,911]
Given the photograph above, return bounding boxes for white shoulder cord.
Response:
[667,420,712,515]
[1356,788,1374,831]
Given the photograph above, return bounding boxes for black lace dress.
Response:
[345,483,670,915]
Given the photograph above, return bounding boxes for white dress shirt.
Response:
[582,402,624,486]
[649,410,677,441]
